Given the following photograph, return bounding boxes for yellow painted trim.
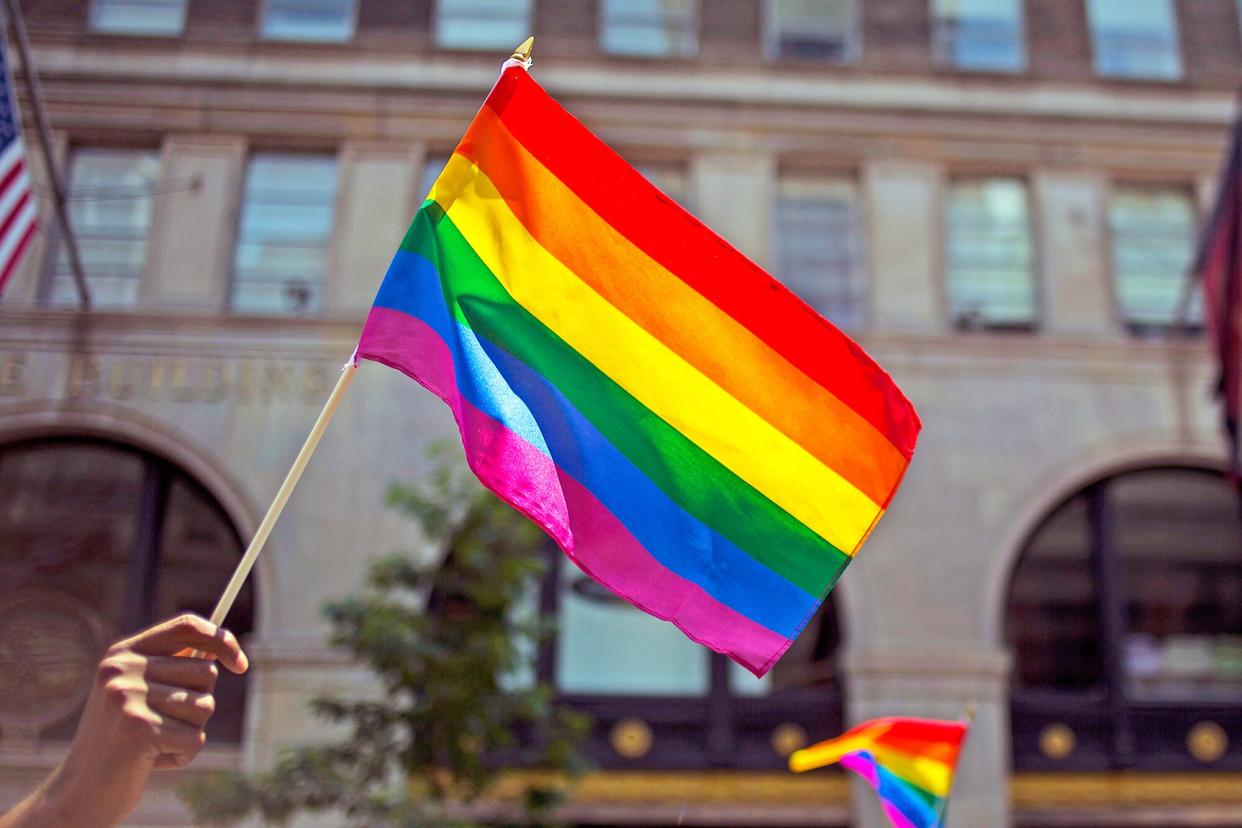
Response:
[1012,772,1242,807]
[486,770,850,806]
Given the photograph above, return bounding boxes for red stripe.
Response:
[0,219,36,295]
[482,68,920,458]
[0,191,32,243]
[0,160,26,204]
[870,718,968,750]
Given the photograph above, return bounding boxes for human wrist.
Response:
[0,764,77,828]
[32,760,101,828]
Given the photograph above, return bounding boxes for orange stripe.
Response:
[456,108,908,506]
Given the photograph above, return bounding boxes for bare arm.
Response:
[0,614,248,828]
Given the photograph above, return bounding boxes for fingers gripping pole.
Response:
[209,362,358,627]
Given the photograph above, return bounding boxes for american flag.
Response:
[0,33,37,298]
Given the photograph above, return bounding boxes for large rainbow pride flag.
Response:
[354,62,920,675]
[789,717,969,828]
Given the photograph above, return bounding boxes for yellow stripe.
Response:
[866,744,954,798]
[432,154,881,555]
[788,724,895,772]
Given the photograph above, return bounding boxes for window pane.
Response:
[434,0,533,50]
[556,567,708,695]
[46,149,159,309]
[601,0,697,58]
[1087,0,1181,80]
[775,176,866,329]
[1007,494,1104,691]
[231,154,338,316]
[90,0,187,35]
[946,178,1036,328]
[261,0,356,42]
[932,0,1025,72]
[1112,470,1242,701]
[1110,186,1200,331]
[767,0,857,62]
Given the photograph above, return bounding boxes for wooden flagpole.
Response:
[208,362,357,627]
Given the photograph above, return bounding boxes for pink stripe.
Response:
[356,307,790,672]
[840,752,880,787]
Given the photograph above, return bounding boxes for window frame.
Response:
[1107,181,1203,337]
[431,0,535,52]
[228,150,341,317]
[1085,0,1184,82]
[944,175,1041,332]
[1007,467,1242,771]
[762,0,861,64]
[38,146,161,310]
[258,0,359,43]
[88,0,188,37]
[929,0,1027,73]
[771,171,869,330]
[598,0,701,60]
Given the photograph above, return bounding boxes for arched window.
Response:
[1006,467,1242,769]
[0,438,254,744]
[540,551,843,769]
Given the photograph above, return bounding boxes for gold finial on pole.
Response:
[510,36,534,63]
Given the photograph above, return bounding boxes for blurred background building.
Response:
[0,1,1241,826]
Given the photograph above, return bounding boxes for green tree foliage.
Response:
[181,448,590,826]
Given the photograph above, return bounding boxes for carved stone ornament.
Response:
[0,591,107,731]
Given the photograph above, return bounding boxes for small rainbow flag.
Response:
[354,61,920,676]
[789,717,969,828]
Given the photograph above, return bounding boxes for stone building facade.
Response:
[1,1,1241,826]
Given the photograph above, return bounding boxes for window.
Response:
[1109,186,1201,333]
[945,178,1037,329]
[0,438,254,743]
[1006,468,1242,769]
[43,149,159,309]
[765,0,858,62]
[931,0,1025,72]
[536,551,843,768]
[434,0,533,50]
[774,175,867,329]
[89,0,187,35]
[261,0,356,42]
[1086,0,1181,80]
[601,0,697,58]
[231,154,338,316]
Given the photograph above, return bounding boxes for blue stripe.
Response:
[854,751,943,828]
[370,249,819,637]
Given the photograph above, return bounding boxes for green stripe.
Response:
[899,777,942,812]
[402,203,850,596]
